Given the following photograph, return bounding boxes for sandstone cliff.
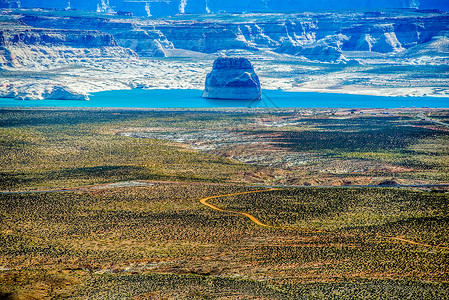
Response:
[202,57,261,100]
[0,23,137,68]
[17,10,449,62]
[0,17,137,100]
[155,12,449,61]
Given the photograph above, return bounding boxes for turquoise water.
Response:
[1,89,448,108]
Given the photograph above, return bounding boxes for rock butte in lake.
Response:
[1,9,448,100]
[202,57,262,100]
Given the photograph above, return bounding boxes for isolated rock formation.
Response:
[1,9,448,100]
[202,57,261,100]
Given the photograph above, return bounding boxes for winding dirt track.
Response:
[200,188,279,228]
[1,181,446,249]
[199,188,448,250]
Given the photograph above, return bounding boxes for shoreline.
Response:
[1,106,448,113]
[1,88,448,109]
[2,86,449,103]
[4,86,447,101]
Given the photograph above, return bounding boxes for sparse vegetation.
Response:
[0,110,258,190]
[1,185,448,298]
[0,108,448,299]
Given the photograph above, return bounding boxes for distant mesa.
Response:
[202,57,262,100]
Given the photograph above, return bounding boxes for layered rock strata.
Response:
[0,20,137,100]
[18,10,449,61]
[202,57,261,100]
[0,25,137,68]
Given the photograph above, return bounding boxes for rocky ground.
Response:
[113,107,449,187]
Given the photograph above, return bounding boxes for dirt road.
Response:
[200,188,279,228]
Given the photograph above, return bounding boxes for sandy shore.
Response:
[1,52,448,100]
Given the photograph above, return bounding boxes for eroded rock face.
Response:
[0,26,137,68]
[18,10,449,60]
[202,57,261,100]
[10,85,89,101]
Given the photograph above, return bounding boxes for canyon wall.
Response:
[0,23,137,68]
[15,10,449,62]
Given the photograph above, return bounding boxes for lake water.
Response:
[1,89,448,108]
